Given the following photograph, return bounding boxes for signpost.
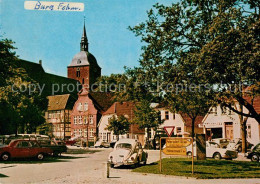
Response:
[163,126,175,137]
[160,137,194,174]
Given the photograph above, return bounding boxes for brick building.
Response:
[67,22,101,89]
[70,88,113,144]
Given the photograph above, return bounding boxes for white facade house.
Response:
[97,102,145,145]
[202,104,260,146]
[153,107,204,138]
[156,108,185,137]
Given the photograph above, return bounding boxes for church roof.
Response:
[14,59,79,98]
[68,51,100,68]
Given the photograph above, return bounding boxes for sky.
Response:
[0,0,175,77]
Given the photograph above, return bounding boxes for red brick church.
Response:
[67,22,101,89]
[68,22,113,144]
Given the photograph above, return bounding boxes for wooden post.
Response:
[191,138,194,175]
[159,137,162,172]
[107,162,110,178]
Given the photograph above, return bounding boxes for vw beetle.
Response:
[108,139,148,167]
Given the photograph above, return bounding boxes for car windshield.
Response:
[116,143,132,150]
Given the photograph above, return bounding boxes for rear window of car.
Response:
[116,143,132,150]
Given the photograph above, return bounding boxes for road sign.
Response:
[162,147,186,155]
[159,137,194,174]
[163,126,175,137]
[165,138,192,148]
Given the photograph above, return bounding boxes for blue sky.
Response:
[0,0,175,77]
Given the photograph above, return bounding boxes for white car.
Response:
[211,138,230,148]
[108,139,148,167]
[186,141,237,160]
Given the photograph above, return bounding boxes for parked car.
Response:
[109,140,117,148]
[38,140,67,156]
[211,138,230,148]
[246,143,260,162]
[108,139,148,167]
[65,140,77,146]
[101,142,110,148]
[0,140,53,161]
[226,138,254,152]
[186,141,237,160]
[94,140,110,148]
[2,134,50,145]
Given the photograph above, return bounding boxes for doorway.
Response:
[225,122,233,140]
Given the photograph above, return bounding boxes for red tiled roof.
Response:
[103,102,144,134]
[179,113,205,127]
[89,92,114,113]
[243,96,260,114]
[103,102,136,120]
[77,89,114,113]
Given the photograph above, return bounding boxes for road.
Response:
[0,148,259,184]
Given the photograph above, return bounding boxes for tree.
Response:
[0,38,47,134]
[129,0,259,123]
[106,115,130,140]
[133,99,163,148]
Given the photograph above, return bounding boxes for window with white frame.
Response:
[84,129,87,137]
[99,133,102,139]
[213,107,217,115]
[246,125,251,139]
[78,103,83,111]
[79,129,82,136]
[73,129,77,136]
[165,111,169,120]
[103,132,106,140]
[83,116,88,124]
[90,129,94,137]
[177,127,181,133]
[48,112,52,119]
[89,115,94,124]
[84,103,88,111]
[79,116,82,124]
[74,116,77,125]
[221,106,227,115]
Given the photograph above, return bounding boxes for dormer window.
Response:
[77,59,81,64]
[76,67,80,77]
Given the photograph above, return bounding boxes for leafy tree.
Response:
[129,0,259,124]
[106,115,130,140]
[0,38,47,134]
[133,99,163,148]
[96,70,160,102]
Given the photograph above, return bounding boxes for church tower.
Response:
[67,21,101,90]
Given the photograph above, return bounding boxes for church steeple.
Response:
[80,19,88,51]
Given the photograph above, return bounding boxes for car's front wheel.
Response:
[37,153,44,160]
[1,153,10,161]
[251,154,259,162]
[53,151,59,157]
[213,152,221,160]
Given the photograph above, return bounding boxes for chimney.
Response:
[39,60,42,65]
